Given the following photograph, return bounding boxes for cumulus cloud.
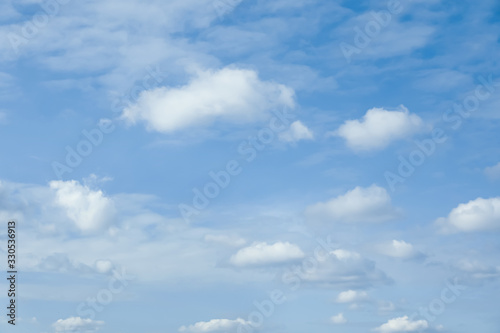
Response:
[375,316,428,333]
[435,197,500,233]
[53,317,104,333]
[50,180,116,232]
[179,318,250,332]
[230,241,304,267]
[122,67,295,133]
[279,120,314,143]
[331,313,347,324]
[335,106,424,151]
[485,162,500,180]
[336,290,368,303]
[377,240,423,260]
[305,185,400,224]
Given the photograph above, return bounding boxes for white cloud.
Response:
[288,248,390,289]
[279,120,314,143]
[229,241,304,267]
[94,260,114,274]
[331,313,347,324]
[335,106,424,151]
[50,180,116,232]
[179,318,250,332]
[378,240,421,259]
[204,234,246,247]
[485,162,500,180]
[53,317,104,333]
[375,316,428,333]
[122,67,295,133]
[436,197,500,233]
[331,249,361,261]
[305,185,400,224]
[336,290,368,303]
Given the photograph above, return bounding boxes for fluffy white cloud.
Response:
[336,290,368,303]
[179,318,250,332]
[485,162,500,180]
[378,240,422,259]
[279,120,314,143]
[375,316,428,333]
[229,241,304,267]
[50,180,116,232]
[122,67,295,133]
[436,197,500,233]
[53,317,104,333]
[335,106,424,151]
[331,313,347,324]
[305,185,400,224]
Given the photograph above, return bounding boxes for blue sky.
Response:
[1,0,500,332]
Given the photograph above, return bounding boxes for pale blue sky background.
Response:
[0,0,500,332]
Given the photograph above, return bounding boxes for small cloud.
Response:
[229,241,304,267]
[436,197,500,233]
[334,106,424,151]
[94,260,114,274]
[279,120,314,143]
[331,313,347,324]
[305,185,400,224]
[179,318,250,332]
[53,317,104,333]
[375,316,428,333]
[377,240,424,260]
[336,290,368,303]
[484,162,500,180]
